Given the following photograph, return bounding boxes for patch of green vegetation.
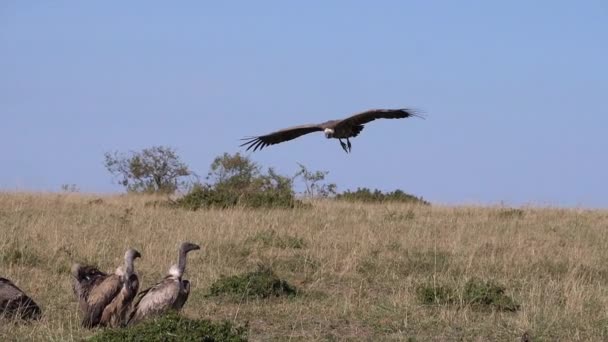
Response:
[462,279,520,311]
[417,279,520,312]
[245,229,307,249]
[173,153,310,210]
[174,183,304,210]
[90,312,247,342]
[416,284,457,305]
[335,188,430,205]
[207,266,297,299]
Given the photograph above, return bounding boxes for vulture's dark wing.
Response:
[0,277,42,320]
[335,108,422,130]
[241,124,324,151]
[83,275,122,328]
[127,276,179,325]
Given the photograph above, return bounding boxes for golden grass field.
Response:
[1,192,607,341]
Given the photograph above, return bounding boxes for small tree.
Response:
[207,152,261,192]
[104,146,193,194]
[293,163,336,198]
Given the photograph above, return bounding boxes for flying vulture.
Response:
[0,277,41,320]
[241,108,422,153]
[128,242,200,325]
[71,248,141,328]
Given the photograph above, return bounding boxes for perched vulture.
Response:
[0,277,41,320]
[241,108,422,153]
[71,248,141,328]
[128,242,200,325]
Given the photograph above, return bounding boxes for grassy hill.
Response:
[1,192,607,341]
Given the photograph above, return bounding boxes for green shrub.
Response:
[207,266,297,299]
[416,279,519,312]
[174,153,305,210]
[174,185,301,210]
[90,312,247,342]
[416,285,456,305]
[335,188,429,205]
[462,279,520,311]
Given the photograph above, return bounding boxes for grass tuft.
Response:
[90,312,247,342]
[207,265,297,299]
[417,278,520,312]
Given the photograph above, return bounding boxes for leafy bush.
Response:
[207,266,297,299]
[175,153,303,210]
[90,312,247,342]
[416,279,519,312]
[335,187,429,205]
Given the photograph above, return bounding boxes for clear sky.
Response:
[1,1,607,207]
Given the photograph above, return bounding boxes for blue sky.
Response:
[1,1,607,207]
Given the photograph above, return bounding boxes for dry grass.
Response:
[1,192,608,341]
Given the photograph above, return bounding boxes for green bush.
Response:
[416,285,456,305]
[416,279,519,312]
[174,184,301,210]
[207,266,297,299]
[90,312,247,342]
[335,188,429,205]
[462,279,520,311]
[174,153,305,210]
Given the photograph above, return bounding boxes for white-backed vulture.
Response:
[127,242,200,325]
[71,248,141,328]
[241,108,423,153]
[0,277,41,320]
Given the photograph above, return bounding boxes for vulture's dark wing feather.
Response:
[336,108,422,129]
[0,277,42,320]
[241,124,323,151]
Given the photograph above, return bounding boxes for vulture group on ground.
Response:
[1,243,199,327]
[241,108,423,153]
[68,242,199,328]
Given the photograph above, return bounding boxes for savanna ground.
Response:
[1,192,607,341]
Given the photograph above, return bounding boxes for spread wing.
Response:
[335,108,422,130]
[241,124,324,151]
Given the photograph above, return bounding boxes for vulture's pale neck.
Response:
[176,247,189,277]
[168,242,199,279]
[123,249,140,276]
[324,128,334,138]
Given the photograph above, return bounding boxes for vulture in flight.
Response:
[128,242,200,325]
[71,248,141,328]
[241,108,422,153]
[0,277,41,320]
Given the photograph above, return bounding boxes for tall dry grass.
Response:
[1,192,607,341]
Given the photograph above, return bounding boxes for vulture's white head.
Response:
[324,128,334,138]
